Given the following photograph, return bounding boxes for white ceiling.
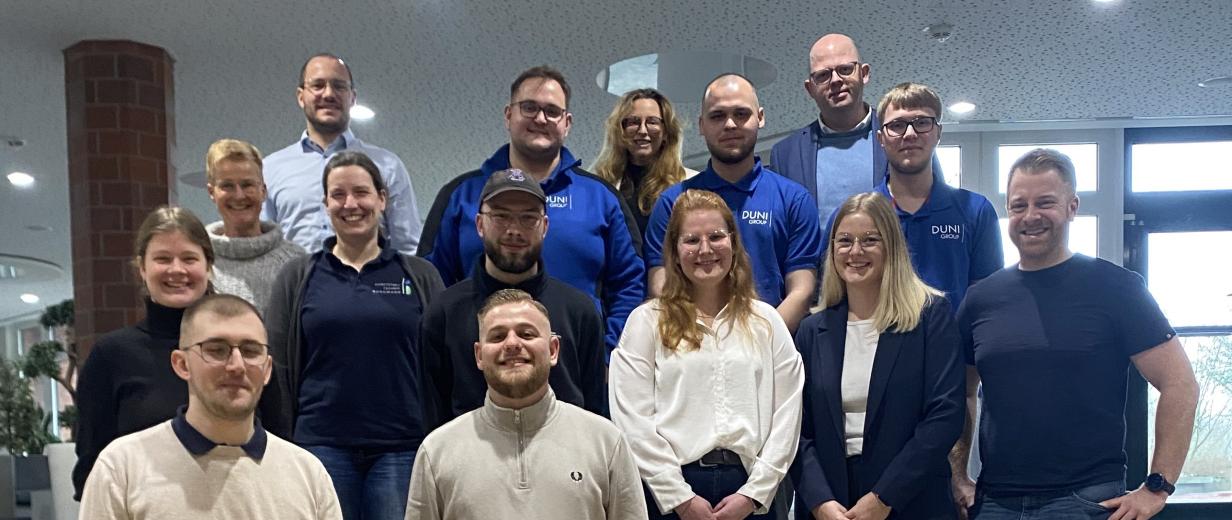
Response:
[1,0,1230,322]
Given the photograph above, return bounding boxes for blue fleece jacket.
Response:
[418,144,645,357]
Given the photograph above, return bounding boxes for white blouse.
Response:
[841,319,880,457]
[609,300,804,515]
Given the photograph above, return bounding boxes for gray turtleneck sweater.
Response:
[207,220,306,312]
[406,389,647,519]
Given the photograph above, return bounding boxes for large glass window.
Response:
[936,145,961,188]
[1148,231,1232,329]
[998,143,1098,193]
[998,215,1098,267]
[1131,141,1232,193]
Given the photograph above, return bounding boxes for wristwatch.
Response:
[1145,473,1176,495]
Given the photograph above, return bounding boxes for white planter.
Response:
[44,443,78,520]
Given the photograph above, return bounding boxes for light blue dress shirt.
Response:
[262,129,423,254]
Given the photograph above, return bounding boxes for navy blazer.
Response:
[767,115,888,201]
[790,297,964,519]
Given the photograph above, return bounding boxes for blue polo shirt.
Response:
[645,159,823,306]
[296,237,426,450]
[874,169,1002,310]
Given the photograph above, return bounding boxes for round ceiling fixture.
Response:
[949,101,976,115]
[351,104,375,121]
[20,293,40,304]
[597,51,777,100]
[1197,76,1232,88]
[7,171,34,188]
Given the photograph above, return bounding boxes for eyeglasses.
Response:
[211,180,263,194]
[302,80,352,95]
[480,210,544,229]
[881,117,938,137]
[679,229,732,253]
[621,116,663,131]
[833,233,883,253]
[514,100,567,123]
[183,339,270,366]
[808,61,860,84]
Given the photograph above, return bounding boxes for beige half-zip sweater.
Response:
[405,389,647,519]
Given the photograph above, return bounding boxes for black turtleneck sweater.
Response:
[72,299,189,500]
[419,258,607,431]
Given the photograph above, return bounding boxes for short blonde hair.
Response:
[819,193,941,332]
[205,139,263,185]
[877,82,942,122]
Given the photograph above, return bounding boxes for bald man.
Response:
[644,74,821,333]
[770,34,936,223]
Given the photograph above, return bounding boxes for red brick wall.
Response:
[64,41,176,361]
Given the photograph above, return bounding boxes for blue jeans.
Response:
[970,480,1126,520]
[305,445,416,520]
[645,462,779,519]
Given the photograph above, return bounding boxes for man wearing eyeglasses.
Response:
[419,169,607,430]
[79,294,342,519]
[870,83,1002,310]
[645,73,822,334]
[262,53,423,255]
[418,65,645,359]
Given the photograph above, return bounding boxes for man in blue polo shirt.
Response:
[417,65,644,356]
[870,83,1001,309]
[645,73,821,332]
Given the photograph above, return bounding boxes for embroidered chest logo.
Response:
[931,224,962,240]
[546,193,571,209]
[741,210,772,226]
[570,471,583,482]
[372,278,414,296]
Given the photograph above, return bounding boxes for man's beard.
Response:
[305,106,349,136]
[707,138,755,165]
[484,238,541,275]
[484,360,549,400]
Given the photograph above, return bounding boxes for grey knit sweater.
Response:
[207,221,306,312]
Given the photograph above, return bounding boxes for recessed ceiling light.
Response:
[351,104,375,121]
[949,101,976,114]
[7,171,34,188]
[25,224,53,232]
[1198,76,1232,88]
[20,293,40,304]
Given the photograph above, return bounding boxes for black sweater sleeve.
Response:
[72,337,119,501]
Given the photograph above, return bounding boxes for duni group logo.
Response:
[932,224,962,240]
[546,194,571,209]
[742,210,772,226]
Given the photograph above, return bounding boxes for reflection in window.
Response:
[998,143,1098,193]
[1147,231,1232,329]
[1132,141,1232,192]
[936,145,961,188]
[1149,335,1232,503]
[998,215,1098,267]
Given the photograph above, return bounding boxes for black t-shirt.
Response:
[958,254,1175,494]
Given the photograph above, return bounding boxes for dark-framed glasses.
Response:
[302,80,352,95]
[621,116,664,131]
[881,117,938,137]
[515,100,567,122]
[834,233,883,252]
[809,61,860,84]
[184,339,269,366]
[480,210,544,229]
[680,229,732,253]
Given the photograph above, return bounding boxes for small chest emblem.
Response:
[570,471,583,482]
[931,224,962,240]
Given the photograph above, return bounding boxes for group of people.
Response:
[69,31,1198,520]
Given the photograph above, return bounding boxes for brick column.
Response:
[64,41,176,360]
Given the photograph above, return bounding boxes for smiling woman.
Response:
[260,150,444,519]
[72,206,215,501]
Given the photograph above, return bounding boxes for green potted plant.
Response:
[16,299,79,519]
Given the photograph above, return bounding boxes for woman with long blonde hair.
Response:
[790,193,964,520]
[592,88,691,235]
[610,189,804,519]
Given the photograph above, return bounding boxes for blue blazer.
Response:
[790,297,964,519]
[767,116,888,200]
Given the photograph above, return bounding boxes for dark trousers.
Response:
[645,462,779,519]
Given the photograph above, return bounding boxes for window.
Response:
[997,143,1098,193]
[998,215,1098,267]
[1147,231,1232,329]
[1131,141,1232,192]
[936,145,961,188]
